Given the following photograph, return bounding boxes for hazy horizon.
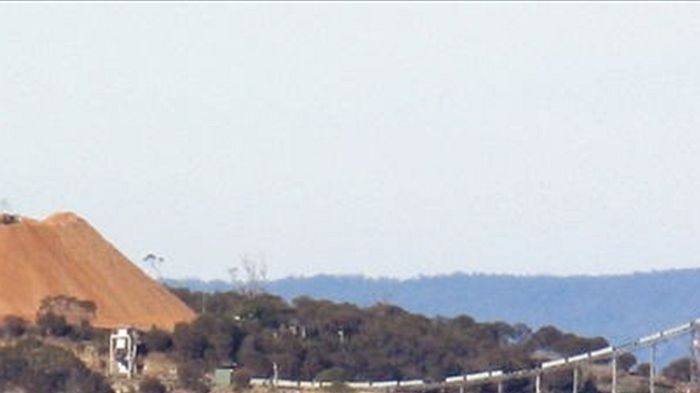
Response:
[167,265,700,282]
[4,3,700,280]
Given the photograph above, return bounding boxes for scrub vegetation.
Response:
[162,288,609,391]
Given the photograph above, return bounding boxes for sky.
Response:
[2,3,700,280]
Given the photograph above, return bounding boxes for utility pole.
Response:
[572,367,579,393]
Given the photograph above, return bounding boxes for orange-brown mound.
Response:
[0,212,195,331]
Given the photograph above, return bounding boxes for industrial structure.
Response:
[109,327,139,378]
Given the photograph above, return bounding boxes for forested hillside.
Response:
[168,288,608,386]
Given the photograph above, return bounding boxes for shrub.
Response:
[0,339,113,393]
[139,377,167,393]
[636,363,651,376]
[37,312,70,337]
[143,327,174,353]
[323,382,353,393]
[617,352,637,372]
[662,358,692,382]
[317,367,348,383]
[2,315,28,338]
[232,368,253,390]
[0,349,28,388]
[69,320,95,341]
[177,360,210,393]
[173,322,210,361]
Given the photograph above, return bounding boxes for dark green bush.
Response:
[662,358,693,382]
[143,327,174,353]
[37,312,70,337]
[232,368,252,390]
[69,320,95,341]
[139,376,167,393]
[177,360,209,393]
[317,367,348,383]
[1,315,28,338]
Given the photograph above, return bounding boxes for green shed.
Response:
[214,368,233,387]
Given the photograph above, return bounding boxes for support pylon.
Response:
[535,373,542,393]
[612,354,618,393]
[691,326,700,388]
[650,344,657,393]
[573,367,579,393]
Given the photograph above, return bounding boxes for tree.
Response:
[237,334,271,376]
[636,363,651,376]
[236,294,294,328]
[142,327,174,353]
[2,316,28,338]
[172,315,245,365]
[68,320,95,341]
[617,353,637,373]
[229,254,268,296]
[0,349,28,389]
[143,253,165,280]
[317,367,349,383]
[139,377,167,393]
[37,312,70,337]
[662,358,692,382]
[173,322,210,361]
[232,368,253,390]
[580,376,601,393]
[177,360,209,393]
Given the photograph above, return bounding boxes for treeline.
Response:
[160,288,610,390]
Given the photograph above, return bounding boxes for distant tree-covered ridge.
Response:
[166,288,608,385]
[164,268,700,345]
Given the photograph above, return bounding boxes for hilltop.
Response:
[0,212,195,330]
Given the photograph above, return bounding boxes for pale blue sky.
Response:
[2,3,700,280]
